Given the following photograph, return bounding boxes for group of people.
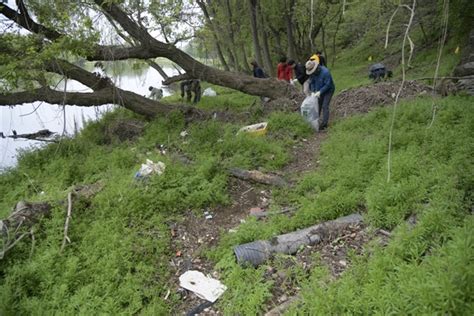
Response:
[251,51,334,131]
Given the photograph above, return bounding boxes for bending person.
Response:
[306,60,335,131]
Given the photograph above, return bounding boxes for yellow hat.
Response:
[310,54,320,63]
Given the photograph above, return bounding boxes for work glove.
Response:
[291,79,299,85]
[312,91,321,98]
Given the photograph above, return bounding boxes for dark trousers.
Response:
[318,90,334,128]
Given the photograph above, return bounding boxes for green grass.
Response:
[1,24,473,314]
[0,94,310,314]
[207,95,473,314]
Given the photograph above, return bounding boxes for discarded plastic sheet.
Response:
[179,270,227,302]
[202,87,217,97]
[135,159,166,178]
[237,122,268,136]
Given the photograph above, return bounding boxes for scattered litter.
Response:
[157,144,166,155]
[228,228,238,233]
[202,87,217,96]
[278,294,288,303]
[249,207,265,216]
[179,270,227,302]
[135,159,166,178]
[204,210,214,220]
[164,289,171,300]
[176,250,182,257]
[237,122,268,136]
[180,130,188,137]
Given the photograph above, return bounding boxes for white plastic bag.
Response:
[135,159,166,178]
[300,95,319,131]
[202,87,217,97]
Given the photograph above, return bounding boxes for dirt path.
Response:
[169,131,326,314]
[169,80,430,314]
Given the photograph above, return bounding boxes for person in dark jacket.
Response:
[290,60,310,96]
[306,60,335,130]
[180,79,201,103]
[250,60,267,78]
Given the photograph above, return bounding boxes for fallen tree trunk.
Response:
[7,129,57,143]
[250,207,295,219]
[234,213,363,266]
[229,168,289,187]
[265,296,300,316]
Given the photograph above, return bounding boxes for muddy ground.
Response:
[332,80,431,119]
[167,81,428,315]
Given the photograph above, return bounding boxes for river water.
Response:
[0,64,175,170]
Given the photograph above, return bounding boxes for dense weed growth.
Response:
[0,88,472,313]
[210,96,473,314]
[0,100,303,313]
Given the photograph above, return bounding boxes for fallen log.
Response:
[229,168,288,187]
[0,181,104,258]
[250,207,295,219]
[265,296,300,316]
[6,129,57,143]
[234,213,363,267]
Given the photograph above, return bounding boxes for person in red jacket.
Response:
[277,56,290,81]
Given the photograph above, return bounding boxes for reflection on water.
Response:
[0,65,177,169]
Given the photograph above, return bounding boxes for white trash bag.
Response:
[202,87,217,97]
[300,95,320,131]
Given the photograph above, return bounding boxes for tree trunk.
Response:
[1,0,304,116]
[258,1,274,75]
[248,0,263,66]
[146,60,169,81]
[285,0,297,60]
[224,0,243,71]
[228,168,288,187]
[240,44,251,73]
[331,6,344,67]
[196,0,230,71]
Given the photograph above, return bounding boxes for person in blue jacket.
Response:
[305,60,335,131]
